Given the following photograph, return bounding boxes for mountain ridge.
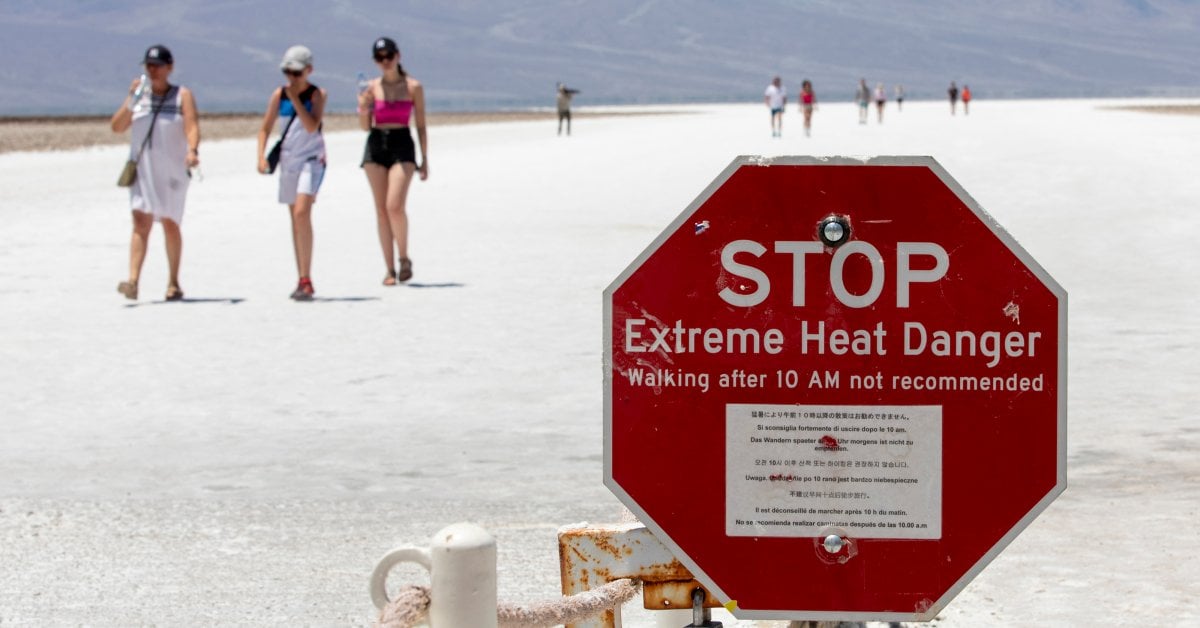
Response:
[2,0,1198,115]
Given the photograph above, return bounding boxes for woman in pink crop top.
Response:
[799,79,817,137]
[358,36,428,285]
[373,99,413,126]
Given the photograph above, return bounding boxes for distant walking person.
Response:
[962,85,972,115]
[556,83,579,136]
[855,79,870,124]
[799,79,816,137]
[895,85,905,111]
[110,44,200,302]
[948,81,959,115]
[874,83,887,123]
[764,76,786,137]
[257,45,327,300]
[359,36,429,285]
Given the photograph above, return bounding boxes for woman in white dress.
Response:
[110,44,200,301]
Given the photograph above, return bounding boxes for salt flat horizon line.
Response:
[3,93,1199,121]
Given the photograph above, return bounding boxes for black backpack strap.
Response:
[280,85,321,134]
[278,86,298,140]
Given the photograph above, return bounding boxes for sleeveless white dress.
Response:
[128,85,189,224]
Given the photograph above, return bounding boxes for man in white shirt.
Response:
[764,76,786,137]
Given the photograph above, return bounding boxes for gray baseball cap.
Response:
[280,45,313,71]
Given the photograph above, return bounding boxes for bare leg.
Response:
[289,195,315,279]
[161,217,182,289]
[386,162,416,261]
[364,163,396,278]
[128,210,154,282]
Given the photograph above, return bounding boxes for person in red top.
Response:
[799,79,817,137]
[358,36,428,285]
[962,85,973,115]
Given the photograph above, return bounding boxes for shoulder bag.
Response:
[117,86,170,187]
[265,88,295,175]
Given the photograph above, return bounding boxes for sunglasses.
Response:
[282,69,303,77]
[373,52,396,63]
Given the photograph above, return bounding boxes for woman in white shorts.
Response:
[110,44,200,301]
[256,45,327,301]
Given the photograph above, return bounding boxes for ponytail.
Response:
[396,62,407,79]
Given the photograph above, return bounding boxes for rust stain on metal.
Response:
[560,523,723,627]
[630,560,691,583]
[643,581,720,610]
[590,533,623,559]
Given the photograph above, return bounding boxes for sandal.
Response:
[165,284,184,301]
[117,280,138,300]
[382,270,397,286]
[398,257,413,282]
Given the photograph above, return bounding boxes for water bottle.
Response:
[357,72,370,93]
[130,74,148,111]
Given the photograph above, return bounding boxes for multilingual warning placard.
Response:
[725,404,942,539]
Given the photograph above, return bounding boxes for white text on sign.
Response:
[718,239,949,308]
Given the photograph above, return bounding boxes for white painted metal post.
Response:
[560,522,721,628]
[429,522,498,628]
[655,608,692,627]
[370,522,497,628]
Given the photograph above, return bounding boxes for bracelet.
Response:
[188,147,199,155]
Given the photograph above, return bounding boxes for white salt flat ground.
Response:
[1,98,1198,626]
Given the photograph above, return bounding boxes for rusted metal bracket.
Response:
[559,522,720,628]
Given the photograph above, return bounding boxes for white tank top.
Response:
[277,85,325,167]
[129,85,186,167]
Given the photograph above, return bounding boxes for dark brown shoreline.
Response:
[0,110,683,154]
[1104,104,1200,116]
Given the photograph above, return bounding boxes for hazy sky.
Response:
[3,0,1199,114]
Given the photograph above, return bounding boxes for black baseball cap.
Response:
[372,37,399,57]
[143,44,173,66]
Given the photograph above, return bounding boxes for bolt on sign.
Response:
[603,156,1066,622]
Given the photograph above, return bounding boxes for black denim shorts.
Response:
[362,127,416,168]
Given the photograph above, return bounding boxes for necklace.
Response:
[381,76,407,100]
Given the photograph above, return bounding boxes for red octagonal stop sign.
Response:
[604,156,1066,622]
